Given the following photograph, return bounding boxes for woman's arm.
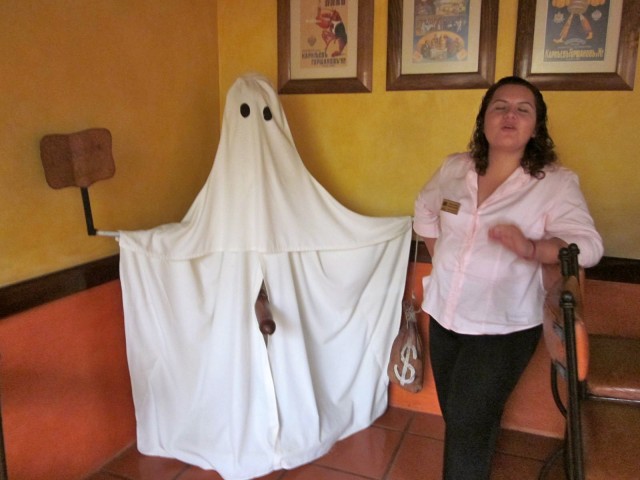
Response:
[488,225,567,264]
[489,170,603,267]
[543,171,604,267]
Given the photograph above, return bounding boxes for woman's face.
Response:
[483,84,537,157]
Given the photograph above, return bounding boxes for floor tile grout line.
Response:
[170,462,191,480]
[380,410,418,480]
[97,472,133,480]
[86,441,138,479]
[380,435,405,480]
[306,463,379,480]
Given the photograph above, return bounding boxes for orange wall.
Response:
[389,263,565,438]
[2,265,638,480]
[0,281,135,480]
[389,263,640,439]
[2,1,639,285]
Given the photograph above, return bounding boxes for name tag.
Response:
[441,199,461,215]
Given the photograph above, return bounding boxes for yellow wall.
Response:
[2,1,639,287]
[218,1,640,257]
[0,1,220,286]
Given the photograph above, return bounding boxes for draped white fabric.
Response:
[118,73,412,480]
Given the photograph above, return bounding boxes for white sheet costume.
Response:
[118,73,412,480]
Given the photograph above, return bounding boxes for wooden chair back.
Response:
[542,244,588,479]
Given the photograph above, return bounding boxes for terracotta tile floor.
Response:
[85,407,566,480]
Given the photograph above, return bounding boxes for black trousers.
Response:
[429,317,542,480]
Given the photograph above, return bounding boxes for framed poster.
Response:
[277,0,373,94]
[514,0,639,90]
[386,0,498,90]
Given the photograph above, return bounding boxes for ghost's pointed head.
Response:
[224,73,287,131]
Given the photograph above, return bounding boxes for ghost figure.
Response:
[118,73,412,480]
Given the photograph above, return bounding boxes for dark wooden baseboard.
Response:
[0,255,120,319]
[410,241,640,283]
[584,256,640,283]
[1,247,639,320]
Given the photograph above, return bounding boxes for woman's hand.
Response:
[488,224,534,259]
[488,224,567,264]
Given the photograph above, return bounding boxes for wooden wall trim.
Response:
[1,247,638,319]
[411,241,640,283]
[0,255,120,319]
[584,256,640,283]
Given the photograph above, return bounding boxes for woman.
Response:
[413,76,603,479]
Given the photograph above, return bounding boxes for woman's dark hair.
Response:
[468,76,557,178]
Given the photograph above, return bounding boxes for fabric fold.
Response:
[119,73,411,480]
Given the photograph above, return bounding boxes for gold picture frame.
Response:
[514,0,639,90]
[386,0,498,91]
[277,0,373,94]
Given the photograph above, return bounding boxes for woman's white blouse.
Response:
[413,152,603,335]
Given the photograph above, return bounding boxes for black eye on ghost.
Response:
[239,103,273,122]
